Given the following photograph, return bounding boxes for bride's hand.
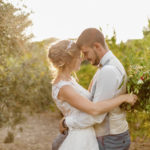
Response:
[59,117,68,134]
[123,93,138,105]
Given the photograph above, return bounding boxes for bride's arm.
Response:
[59,85,136,116]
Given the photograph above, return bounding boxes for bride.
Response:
[48,40,137,150]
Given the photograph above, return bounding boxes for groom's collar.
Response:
[98,50,114,67]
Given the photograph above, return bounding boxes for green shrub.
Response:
[77,64,97,89]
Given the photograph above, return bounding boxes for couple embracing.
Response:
[48,28,137,150]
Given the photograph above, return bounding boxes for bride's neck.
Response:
[55,68,72,83]
[57,72,71,80]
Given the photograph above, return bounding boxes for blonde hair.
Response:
[48,40,80,80]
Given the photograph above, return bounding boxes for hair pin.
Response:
[66,40,74,50]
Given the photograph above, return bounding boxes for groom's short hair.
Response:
[76,28,107,49]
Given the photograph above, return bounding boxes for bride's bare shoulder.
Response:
[52,78,60,85]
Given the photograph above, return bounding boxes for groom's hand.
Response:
[59,117,68,134]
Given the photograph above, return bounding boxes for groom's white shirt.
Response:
[65,50,128,136]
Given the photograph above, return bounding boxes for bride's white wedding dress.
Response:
[52,77,102,150]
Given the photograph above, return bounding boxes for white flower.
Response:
[137,79,144,84]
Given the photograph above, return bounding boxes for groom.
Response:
[55,28,130,150]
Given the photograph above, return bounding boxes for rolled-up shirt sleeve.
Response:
[65,65,120,129]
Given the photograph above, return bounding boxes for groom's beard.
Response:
[92,51,100,66]
[92,57,99,66]
[88,57,99,66]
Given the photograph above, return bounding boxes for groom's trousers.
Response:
[97,130,131,150]
[52,131,68,150]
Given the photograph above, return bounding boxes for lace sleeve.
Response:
[52,80,72,100]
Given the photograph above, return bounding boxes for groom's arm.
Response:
[64,66,120,129]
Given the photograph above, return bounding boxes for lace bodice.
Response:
[52,77,92,117]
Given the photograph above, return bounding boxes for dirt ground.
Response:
[0,111,150,150]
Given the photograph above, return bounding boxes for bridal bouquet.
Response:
[120,65,150,112]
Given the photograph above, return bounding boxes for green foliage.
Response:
[0,0,56,128]
[77,64,97,89]
[121,65,150,111]
[0,40,56,127]
[127,111,150,140]
[0,0,32,56]
[143,19,150,38]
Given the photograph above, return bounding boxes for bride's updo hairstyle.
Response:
[48,40,80,78]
